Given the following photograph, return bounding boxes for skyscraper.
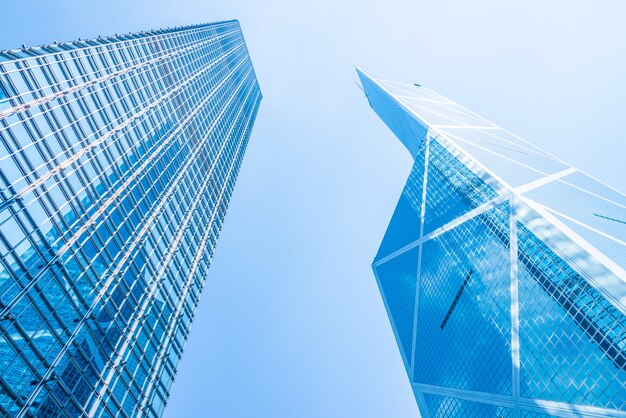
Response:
[358,69,626,417]
[0,21,261,417]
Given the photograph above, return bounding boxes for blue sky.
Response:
[2,1,625,417]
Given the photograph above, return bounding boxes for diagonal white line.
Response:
[373,194,511,268]
[514,167,577,194]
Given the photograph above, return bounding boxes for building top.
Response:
[358,68,626,313]
[0,20,239,62]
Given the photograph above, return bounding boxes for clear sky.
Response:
[2,1,625,417]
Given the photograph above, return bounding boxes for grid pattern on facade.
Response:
[422,393,513,417]
[0,21,261,417]
[374,247,419,367]
[518,221,626,410]
[361,68,626,417]
[413,203,512,396]
[520,411,560,418]
[422,139,500,236]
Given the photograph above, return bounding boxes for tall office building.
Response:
[0,21,261,417]
[359,69,626,417]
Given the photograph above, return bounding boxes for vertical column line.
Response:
[410,134,431,418]
[510,195,520,417]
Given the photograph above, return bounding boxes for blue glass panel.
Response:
[518,222,626,411]
[414,203,511,394]
[521,411,560,418]
[423,139,499,236]
[375,143,426,260]
[423,393,512,417]
[375,247,419,364]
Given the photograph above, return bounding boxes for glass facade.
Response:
[0,21,261,417]
[359,69,626,417]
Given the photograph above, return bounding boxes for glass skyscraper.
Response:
[358,69,626,417]
[0,21,261,417]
